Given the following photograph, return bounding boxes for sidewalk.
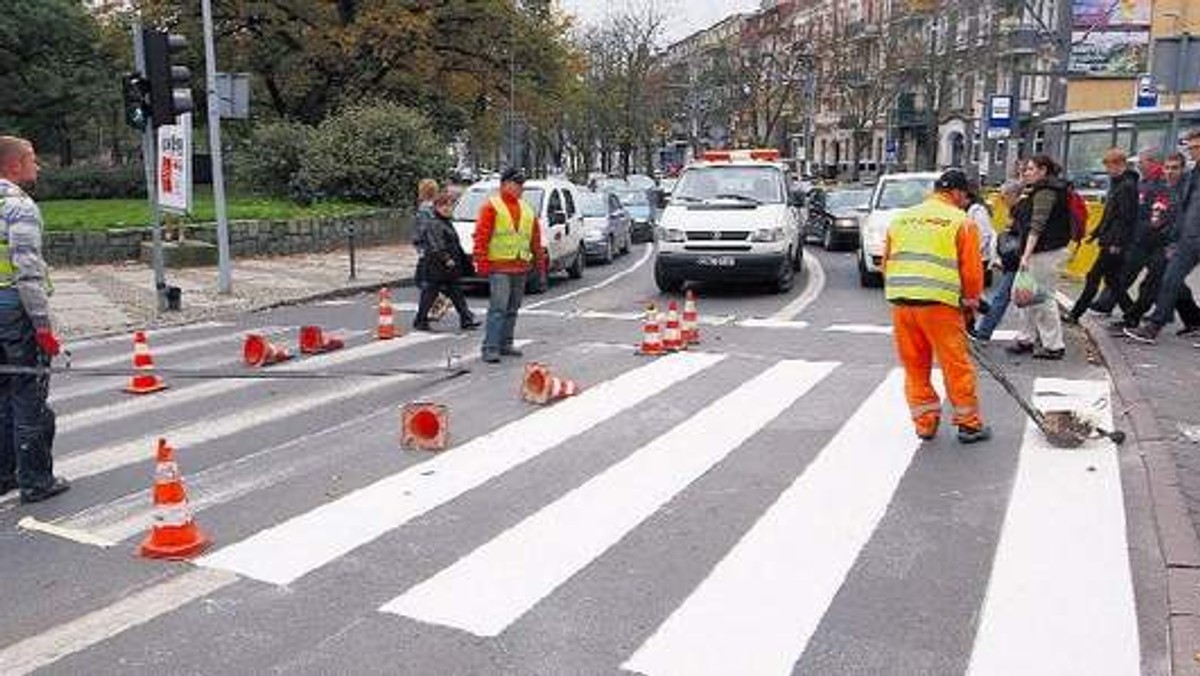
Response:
[46,244,418,339]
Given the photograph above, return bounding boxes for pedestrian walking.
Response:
[966,180,996,285]
[1008,155,1074,360]
[1090,148,1166,316]
[1126,129,1200,344]
[412,190,480,332]
[416,178,438,219]
[0,136,68,503]
[974,180,1025,340]
[1066,149,1139,323]
[473,168,545,363]
[884,169,990,444]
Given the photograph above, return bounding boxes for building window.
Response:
[1033,129,1045,155]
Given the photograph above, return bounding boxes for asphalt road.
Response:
[0,244,1165,675]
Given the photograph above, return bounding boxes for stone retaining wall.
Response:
[45,209,411,266]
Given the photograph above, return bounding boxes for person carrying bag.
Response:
[413,189,480,331]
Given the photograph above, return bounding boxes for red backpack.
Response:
[1066,187,1088,243]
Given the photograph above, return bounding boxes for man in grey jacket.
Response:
[0,136,68,503]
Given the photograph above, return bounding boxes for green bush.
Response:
[295,101,447,207]
[230,120,314,198]
[32,164,145,200]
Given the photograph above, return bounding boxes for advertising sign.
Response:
[987,95,1012,139]
[1070,30,1150,76]
[1072,0,1150,27]
[157,113,192,214]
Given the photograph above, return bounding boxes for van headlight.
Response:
[750,227,785,242]
[833,217,858,231]
[659,227,685,242]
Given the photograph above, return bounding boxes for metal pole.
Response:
[1169,32,1190,151]
[201,0,232,295]
[133,21,167,314]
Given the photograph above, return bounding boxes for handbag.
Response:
[996,231,1021,272]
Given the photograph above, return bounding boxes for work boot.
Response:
[482,350,501,364]
[957,425,993,444]
[915,416,940,441]
[19,477,71,504]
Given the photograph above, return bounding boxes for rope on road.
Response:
[0,363,471,381]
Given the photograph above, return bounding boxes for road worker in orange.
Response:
[884,169,991,444]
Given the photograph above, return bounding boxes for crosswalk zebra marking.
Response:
[196,351,727,586]
[62,321,231,352]
[623,368,916,676]
[68,325,289,369]
[379,359,838,636]
[966,377,1139,675]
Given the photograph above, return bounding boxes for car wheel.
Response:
[568,244,585,279]
[823,226,838,251]
[602,236,615,264]
[654,261,681,293]
[858,249,883,288]
[791,243,804,271]
[774,256,795,293]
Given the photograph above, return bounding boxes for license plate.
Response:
[697,255,735,267]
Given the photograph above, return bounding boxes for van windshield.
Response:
[874,179,934,210]
[673,166,784,204]
[453,187,545,221]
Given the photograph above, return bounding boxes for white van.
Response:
[856,172,940,288]
[654,154,805,293]
[451,178,587,294]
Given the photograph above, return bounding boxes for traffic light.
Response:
[122,73,150,131]
[142,29,193,128]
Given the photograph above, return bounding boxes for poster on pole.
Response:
[157,113,192,215]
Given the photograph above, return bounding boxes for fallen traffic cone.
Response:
[378,287,398,340]
[663,301,685,352]
[637,304,664,356]
[681,290,700,345]
[125,330,167,394]
[401,402,448,451]
[521,362,581,405]
[243,333,292,367]
[139,438,210,560]
[299,325,344,355]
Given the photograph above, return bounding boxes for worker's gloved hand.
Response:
[35,328,61,357]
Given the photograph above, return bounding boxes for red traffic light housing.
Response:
[142,29,193,128]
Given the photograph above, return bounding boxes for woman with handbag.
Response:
[413,189,480,331]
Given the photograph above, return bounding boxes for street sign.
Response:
[157,113,192,215]
[987,95,1012,139]
[215,72,251,119]
[1134,74,1158,108]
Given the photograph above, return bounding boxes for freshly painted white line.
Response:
[197,352,726,585]
[525,244,654,310]
[769,250,825,320]
[55,331,451,435]
[381,360,837,636]
[990,330,1020,342]
[967,377,1138,675]
[623,369,918,676]
[735,318,810,330]
[70,326,289,369]
[0,568,237,675]
[823,323,894,335]
[63,321,230,351]
[16,516,116,548]
[576,310,643,321]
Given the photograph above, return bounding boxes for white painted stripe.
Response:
[197,352,726,585]
[395,302,489,316]
[577,310,642,321]
[525,243,654,310]
[71,326,289,369]
[0,568,237,675]
[16,516,116,548]
[623,369,918,676]
[381,360,837,636]
[63,322,230,352]
[55,331,450,435]
[769,250,825,320]
[823,323,893,335]
[990,330,1020,342]
[967,378,1139,675]
[735,318,810,330]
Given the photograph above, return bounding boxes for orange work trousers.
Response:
[891,303,983,434]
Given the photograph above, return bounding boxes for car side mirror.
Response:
[549,210,567,226]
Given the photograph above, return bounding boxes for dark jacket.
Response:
[1092,169,1139,248]
[1179,169,1200,245]
[414,210,471,282]
[1011,177,1072,253]
[1135,175,1172,248]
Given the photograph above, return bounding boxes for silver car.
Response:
[580,191,633,264]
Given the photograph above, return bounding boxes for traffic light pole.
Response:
[202,0,232,295]
[133,20,169,313]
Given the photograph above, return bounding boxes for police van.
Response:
[654,149,805,293]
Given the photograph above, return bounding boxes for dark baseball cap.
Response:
[934,168,970,192]
[500,168,527,184]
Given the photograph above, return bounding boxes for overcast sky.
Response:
[558,0,761,44]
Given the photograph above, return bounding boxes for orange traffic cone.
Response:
[139,438,210,560]
[637,304,664,356]
[243,333,292,367]
[521,362,581,405]
[299,325,344,355]
[401,402,448,451]
[378,287,398,340]
[663,301,685,352]
[125,331,167,394]
[681,290,700,345]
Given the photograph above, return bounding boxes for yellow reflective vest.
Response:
[486,195,535,263]
[884,196,965,307]
[0,198,20,288]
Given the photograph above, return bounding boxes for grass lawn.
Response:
[40,190,377,231]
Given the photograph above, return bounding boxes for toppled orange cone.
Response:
[401,402,448,451]
[637,304,664,356]
[521,362,581,405]
[243,333,292,367]
[681,289,700,345]
[139,438,210,560]
[378,287,398,340]
[125,330,168,395]
[299,325,344,355]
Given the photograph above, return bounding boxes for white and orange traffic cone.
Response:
[125,330,167,395]
[521,362,581,405]
[400,402,448,451]
[139,438,210,560]
[377,287,398,340]
[681,289,700,345]
[637,304,664,356]
[243,333,292,367]
[663,301,685,352]
[299,325,344,355]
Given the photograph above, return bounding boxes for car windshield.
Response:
[626,174,655,190]
[826,189,872,210]
[453,187,545,221]
[673,166,784,204]
[874,178,934,210]
[578,193,608,217]
[614,190,648,206]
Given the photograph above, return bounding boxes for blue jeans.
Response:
[1148,239,1200,328]
[0,304,57,491]
[483,272,526,355]
[975,269,1015,340]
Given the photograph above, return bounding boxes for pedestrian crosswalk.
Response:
[0,319,1142,675]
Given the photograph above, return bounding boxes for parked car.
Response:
[614,188,657,243]
[804,187,872,251]
[451,177,587,294]
[857,172,939,288]
[579,190,633,264]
